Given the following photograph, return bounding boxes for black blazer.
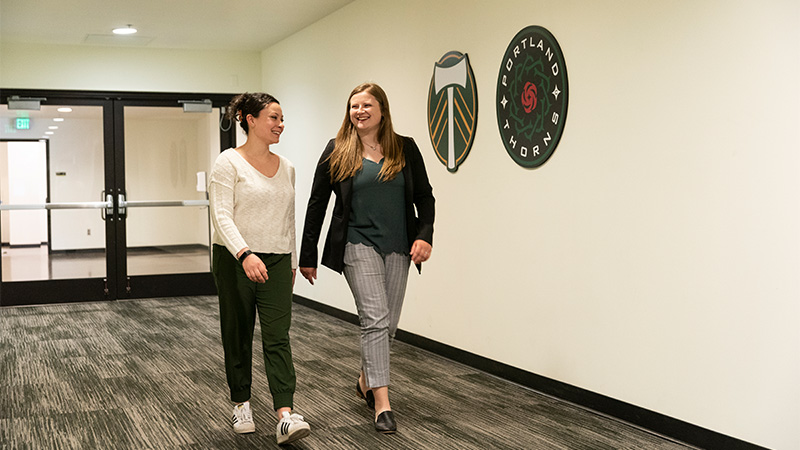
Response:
[300,136,435,273]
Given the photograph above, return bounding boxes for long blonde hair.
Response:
[328,83,404,183]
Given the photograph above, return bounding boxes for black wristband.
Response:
[238,250,253,263]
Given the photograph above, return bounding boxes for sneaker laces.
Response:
[281,411,305,424]
[237,403,253,422]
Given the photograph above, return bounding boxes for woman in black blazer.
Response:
[299,82,434,433]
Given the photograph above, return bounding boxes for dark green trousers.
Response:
[212,244,296,410]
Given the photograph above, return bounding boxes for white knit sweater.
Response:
[209,149,297,268]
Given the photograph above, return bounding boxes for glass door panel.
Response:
[1,90,235,306]
[1,104,108,283]
[121,105,218,277]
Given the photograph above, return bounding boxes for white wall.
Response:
[0,42,261,93]
[263,1,800,449]
[49,112,106,251]
[0,142,9,243]
[1,2,797,448]
[4,141,47,245]
[125,110,216,248]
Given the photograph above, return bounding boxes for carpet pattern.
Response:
[0,296,697,449]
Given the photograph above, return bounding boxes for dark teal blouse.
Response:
[347,158,408,255]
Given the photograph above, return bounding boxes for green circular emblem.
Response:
[496,26,569,168]
[427,51,478,172]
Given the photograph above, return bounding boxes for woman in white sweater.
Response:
[208,92,309,445]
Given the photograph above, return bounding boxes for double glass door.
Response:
[0,90,237,306]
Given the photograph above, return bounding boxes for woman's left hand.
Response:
[410,239,432,264]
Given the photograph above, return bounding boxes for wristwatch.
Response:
[238,249,253,263]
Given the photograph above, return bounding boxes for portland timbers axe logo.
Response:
[427,51,478,172]
[496,26,568,168]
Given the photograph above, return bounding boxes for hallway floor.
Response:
[0,296,698,449]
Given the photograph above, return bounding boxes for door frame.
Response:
[0,88,237,306]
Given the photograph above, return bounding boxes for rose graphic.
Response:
[521,82,538,113]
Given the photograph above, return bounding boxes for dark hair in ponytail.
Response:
[226,92,280,134]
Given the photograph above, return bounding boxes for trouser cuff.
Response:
[230,388,251,404]
[272,392,294,411]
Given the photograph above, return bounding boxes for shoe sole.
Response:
[277,427,310,445]
[233,425,255,434]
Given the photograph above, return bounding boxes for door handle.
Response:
[118,193,127,218]
[107,195,115,216]
[101,191,114,220]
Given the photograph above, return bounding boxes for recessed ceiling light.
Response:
[53,118,64,122]
[49,126,58,129]
[57,107,73,113]
[113,25,137,35]
[45,132,54,135]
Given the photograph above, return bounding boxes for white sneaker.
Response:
[276,411,310,445]
[231,401,255,434]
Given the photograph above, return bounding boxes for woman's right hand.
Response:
[243,254,269,283]
[299,267,317,285]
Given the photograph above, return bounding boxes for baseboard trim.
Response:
[127,244,210,253]
[6,243,47,249]
[293,294,766,450]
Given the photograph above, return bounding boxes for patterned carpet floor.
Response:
[0,296,697,449]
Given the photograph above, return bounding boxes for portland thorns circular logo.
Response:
[496,26,568,168]
[428,51,478,172]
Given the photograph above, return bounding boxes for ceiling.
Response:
[0,0,355,51]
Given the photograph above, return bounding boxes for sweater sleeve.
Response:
[209,154,248,258]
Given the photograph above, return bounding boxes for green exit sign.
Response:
[15,117,30,130]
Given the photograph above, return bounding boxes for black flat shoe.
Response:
[356,381,375,409]
[375,410,396,434]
